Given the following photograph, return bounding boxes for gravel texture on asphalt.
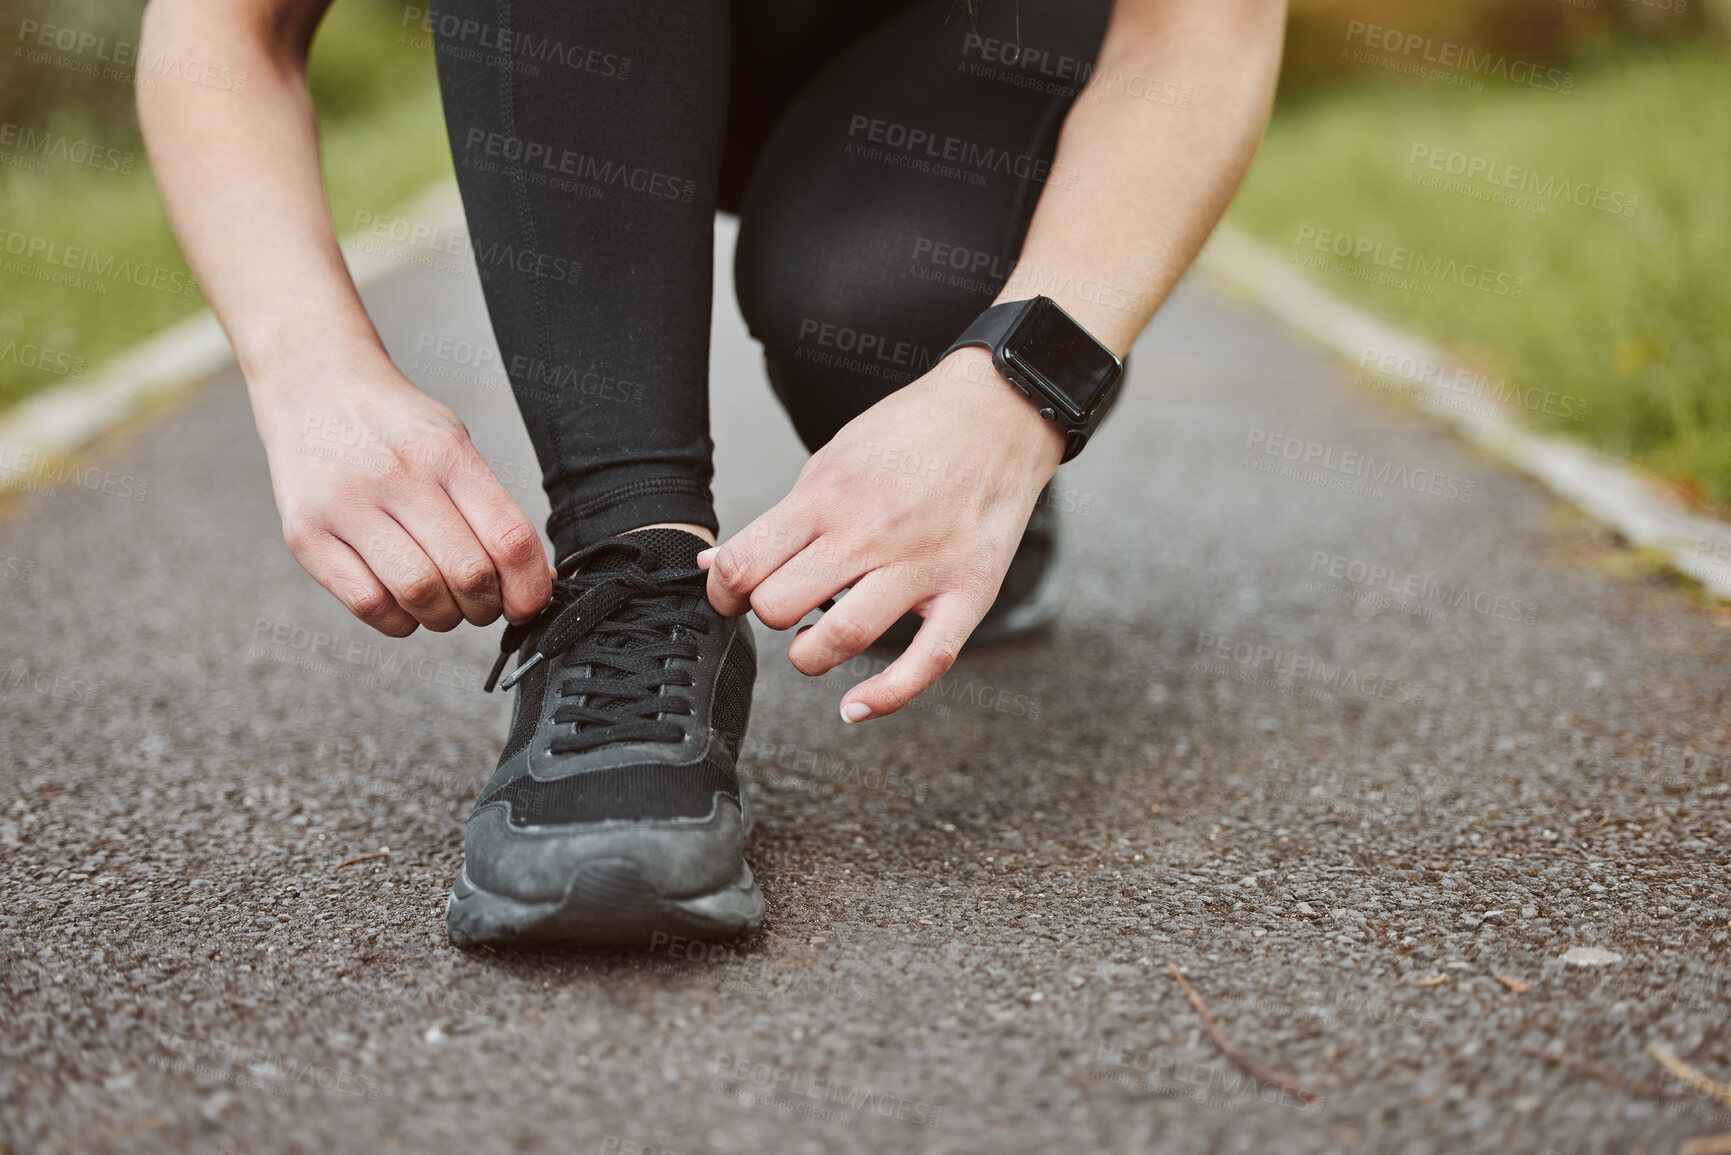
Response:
[2,221,1728,1155]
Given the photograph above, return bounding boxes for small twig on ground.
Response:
[1648,1042,1731,1109]
[1520,1045,1674,1101]
[334,848,391,870]
[1409,975,1448,987]
[1166,962,1316,1104]
[1495,974,1530,995]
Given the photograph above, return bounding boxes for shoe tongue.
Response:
[584,528,711,576]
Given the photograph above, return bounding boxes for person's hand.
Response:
[252,347,552,637]
[700,348,1065,721]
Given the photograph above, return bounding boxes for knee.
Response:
[734,173,1001,437]
[735,187,930,365]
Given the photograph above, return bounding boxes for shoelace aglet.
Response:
[483,650,512,693]
[496,650,545,693]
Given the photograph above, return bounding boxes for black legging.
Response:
[432,0,1113,563]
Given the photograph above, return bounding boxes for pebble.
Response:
[1560,947,1624,968]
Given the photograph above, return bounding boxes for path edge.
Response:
[1196,223,1731,602]
[9,196,1729,603]
[0,180,465,479]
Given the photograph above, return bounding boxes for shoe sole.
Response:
[447,768,761,949]
[446,857,764,949]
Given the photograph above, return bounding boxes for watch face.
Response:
[1001,298,1120,420]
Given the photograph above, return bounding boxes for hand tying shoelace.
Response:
[484,537,714,754]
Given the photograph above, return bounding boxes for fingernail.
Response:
[841,701,873,723]
[696,548,716,569]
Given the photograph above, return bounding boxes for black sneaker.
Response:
[445,528,762,948]
[870,482,1069,654]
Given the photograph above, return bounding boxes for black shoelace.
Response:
[484,539,712,755]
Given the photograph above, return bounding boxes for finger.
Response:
[389,498,504,628]
[291,530,419,638]
[839,597,975,722]
[786,568,920,676]
[747,536,864,631]
[443,463,551,625]
[707,505,818,618]
[338,513,466,632]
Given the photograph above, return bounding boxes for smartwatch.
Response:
[940,296,1124,462]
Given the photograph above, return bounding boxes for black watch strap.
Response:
[940,298,1118,463]
[941,299,1035,358]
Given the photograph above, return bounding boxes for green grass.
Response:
[1229,42,1731,507]
[0,0,451,411]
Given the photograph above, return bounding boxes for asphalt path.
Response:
[3,216,1728,1155]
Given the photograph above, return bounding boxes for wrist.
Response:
[938,346,1068,471]
[246,335,400,414]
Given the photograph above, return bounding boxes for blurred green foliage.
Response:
[1279,0,1716,96]
[0,0,450,409]
[1231,42,1731,506]
[0,0,1724,516]
[0,0,434,142]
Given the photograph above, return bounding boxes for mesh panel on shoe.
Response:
[603,527,709,573]
[497,657,552,767]
[711,631,756,757]
[480,749,741,826]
